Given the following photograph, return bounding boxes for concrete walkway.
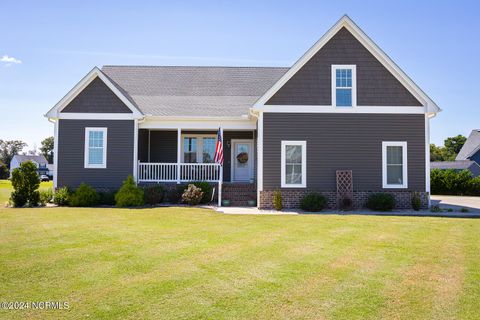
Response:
[431,195,480,213]
[214,205,480,218]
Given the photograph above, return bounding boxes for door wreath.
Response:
[236,152,249,164]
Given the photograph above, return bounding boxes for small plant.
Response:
[115,175,144,207]
[144,185,165,205]
[430,205,442,213]
[460,207,469,213]
[300,193,327,212]
[340,197,353,211]
[411,192,422,211]
[193,181,213,204]
[273,190,282,211]
[447,208,453,212]
[10,161,40,207]
[366,193,395,211]
[39,189,54,206]
[98,190,116,206]
[69,183,99,207]
[182,184,204,205]
[54,187,70,206]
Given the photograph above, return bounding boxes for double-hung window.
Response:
[84,128,107,168]
[281,141,306,188]
[182,135,216,163]
[382,141,408,188]
[332,65,356,107]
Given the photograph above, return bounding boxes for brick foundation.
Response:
[259,190,429,210]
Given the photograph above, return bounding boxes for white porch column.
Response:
[53,118,59,190]
[218,126,223,207]
[133,119,139,183]
[177,128,181,184]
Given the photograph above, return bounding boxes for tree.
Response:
[10,161,40,207]
[0,162,9,179]
[444,135,467,156]
[40,137,54,163]
[0,140,27,168]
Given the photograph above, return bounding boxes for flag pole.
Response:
[218,126,223,207]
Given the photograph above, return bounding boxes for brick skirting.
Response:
[259,190,429,210]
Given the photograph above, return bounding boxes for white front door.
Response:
[232,140,254,182]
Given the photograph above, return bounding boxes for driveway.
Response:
[431,195,480,213]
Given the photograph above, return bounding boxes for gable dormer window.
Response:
[332,65,356,107]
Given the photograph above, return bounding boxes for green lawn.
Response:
[0,180,53,204]
[0,207,479,320]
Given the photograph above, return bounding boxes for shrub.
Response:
[430,169,480,196]
[0,161,9,179]
[273,190,282,211]
[182,184,204,205]
[430,205,442,213]
[300,193,327,212]
[98,190,116,206]
[144,185,165,205]
[460,207,469,213]
[165,184,187,203]
[340,197,353,211]
[10,161,40,207]
[411,192,422,211]
[69,183,99,207]
[366,193,395,211]
[115,175,144,207]
[192,181,213,204]
[39,189,54,206]
[54,187,70,206]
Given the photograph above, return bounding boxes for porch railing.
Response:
[138,162,221,183]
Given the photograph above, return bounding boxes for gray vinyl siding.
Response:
[138,129,149,162]
[62,77,133,113]
[57,119,134,189]
[263,113,425,191]
[266,27,422,107]
[149,131,177,162]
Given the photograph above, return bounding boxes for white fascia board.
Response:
[252,105,427,114]
[57,113,142,120]
[139,118,256,130]
[254,15,441,114]
[45,67,143,118]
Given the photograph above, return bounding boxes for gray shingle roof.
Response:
[456,130,480,160]
[430,160,477,170]
[101,66,289,117]
[13,155,48,165]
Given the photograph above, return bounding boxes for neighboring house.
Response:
[430,160,480,177]
[47,164,55,177]
[45,16,440,209]
[10,155,49,176]
[456,130,480,165]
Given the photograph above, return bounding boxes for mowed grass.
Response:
[0,179,53,204]
[1,207,480,319]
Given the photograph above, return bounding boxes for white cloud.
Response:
[1,55,22,66]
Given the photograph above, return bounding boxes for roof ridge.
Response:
[102,65,290,69]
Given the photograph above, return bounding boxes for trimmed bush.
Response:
[98,190,116,206]
[10,161,40,207]
[192,181,213,204]
[69,183,99,207]
[300,193,327,212]
[411,192,422,211]
[430,169,480,196]
[182,184,204,205]
[366,193,395,211]
[54,187,70,206]
[39,189,54,206]
[273,190,282,211]
[115,175,144,207]
[144,185,165,205]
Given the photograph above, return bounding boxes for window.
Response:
[84,128,107,168]
[332,65,356,107]
[281,141,306,188]
[382,141,408,188]
[182,135,216,163]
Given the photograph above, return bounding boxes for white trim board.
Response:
[253,105,427,114]
[45,67,143,119]
[253,15,440,114]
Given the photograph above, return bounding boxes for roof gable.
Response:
[255,15,440,113]
[457,130,480,160]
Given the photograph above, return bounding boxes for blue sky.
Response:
[1,0,479,151]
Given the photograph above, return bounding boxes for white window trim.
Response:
[181,134,216,163]
[331,65,357,108]
[84,127,107,169]
[382,141,408,189]
[281,140,307,188]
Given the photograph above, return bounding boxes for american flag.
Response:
[214,127,224,165]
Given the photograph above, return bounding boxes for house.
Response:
[10,155,49,176]
[45,16,440,209]
[430,160,480,177]
[456,130,480,165]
